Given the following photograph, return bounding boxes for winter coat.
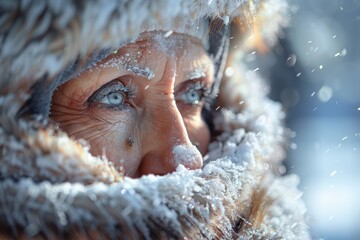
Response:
[0,0,310,239]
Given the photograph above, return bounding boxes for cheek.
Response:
[51,100,143,176]
[89,129,142,177]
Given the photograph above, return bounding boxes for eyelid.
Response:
[175,78,209,94]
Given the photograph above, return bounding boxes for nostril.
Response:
[171,144,203,170]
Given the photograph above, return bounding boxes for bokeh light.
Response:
[244,1,360,239]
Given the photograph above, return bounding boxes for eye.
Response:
[178,81,209,105]
[101,91,124,106]
[183,88,201,104]
[87,79,136,110]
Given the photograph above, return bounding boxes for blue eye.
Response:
[101,91,125,106]
[178,82,209,105]
[87,79,136,110]
[183,88,201,104]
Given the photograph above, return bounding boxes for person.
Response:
[0,0,310,239]
[49,31,214,177]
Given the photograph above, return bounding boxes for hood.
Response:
[0,0,309,239]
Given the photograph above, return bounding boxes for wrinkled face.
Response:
[51,31,214,177]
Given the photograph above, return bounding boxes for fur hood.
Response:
[0,0,309,239]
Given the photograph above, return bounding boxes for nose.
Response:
[138,102,203,176]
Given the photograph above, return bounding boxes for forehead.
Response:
[56,31,215,106]
[138,31,204,55]
[107,31,214,83]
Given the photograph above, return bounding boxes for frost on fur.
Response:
[0,0,308,239]
[0,67,309,239]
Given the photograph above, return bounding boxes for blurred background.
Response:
[245,0,360,239]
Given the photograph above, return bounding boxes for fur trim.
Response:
[0,68,309,239]
[0,0,288,95]
[0,0,309,239]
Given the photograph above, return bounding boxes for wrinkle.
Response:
[56,116,90,127]
[89,110,130,125]
[66,122,112,137]
[85,128,112,142]
[54,84,88,107]
[51,101,86,114]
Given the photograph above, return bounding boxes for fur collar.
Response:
[0,0,309,239]
[0,70,309,239]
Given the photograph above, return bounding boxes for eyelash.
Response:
[87,79,137,110]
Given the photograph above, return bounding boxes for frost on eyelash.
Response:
[187,69,205,80]
[172,144,201,168]
[99,57,155,80]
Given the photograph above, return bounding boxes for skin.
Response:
[51,31,214,177]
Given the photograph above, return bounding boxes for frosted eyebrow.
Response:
[187,69,206,80]
[126,65,155,80]
[99,57,155,80]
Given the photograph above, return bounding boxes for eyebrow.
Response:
[99,57,155,80]
[126,65,155,80]
[187,69,206,80]
[184,53,214,83]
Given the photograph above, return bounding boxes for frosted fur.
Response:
[1,0,237,89]
[0,67,309,238]
[0,0,287,93]
[0,0,309,239]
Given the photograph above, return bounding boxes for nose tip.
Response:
[171,144,203,170]
[139,143,203,176]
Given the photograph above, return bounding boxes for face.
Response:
[51,31,214,177]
